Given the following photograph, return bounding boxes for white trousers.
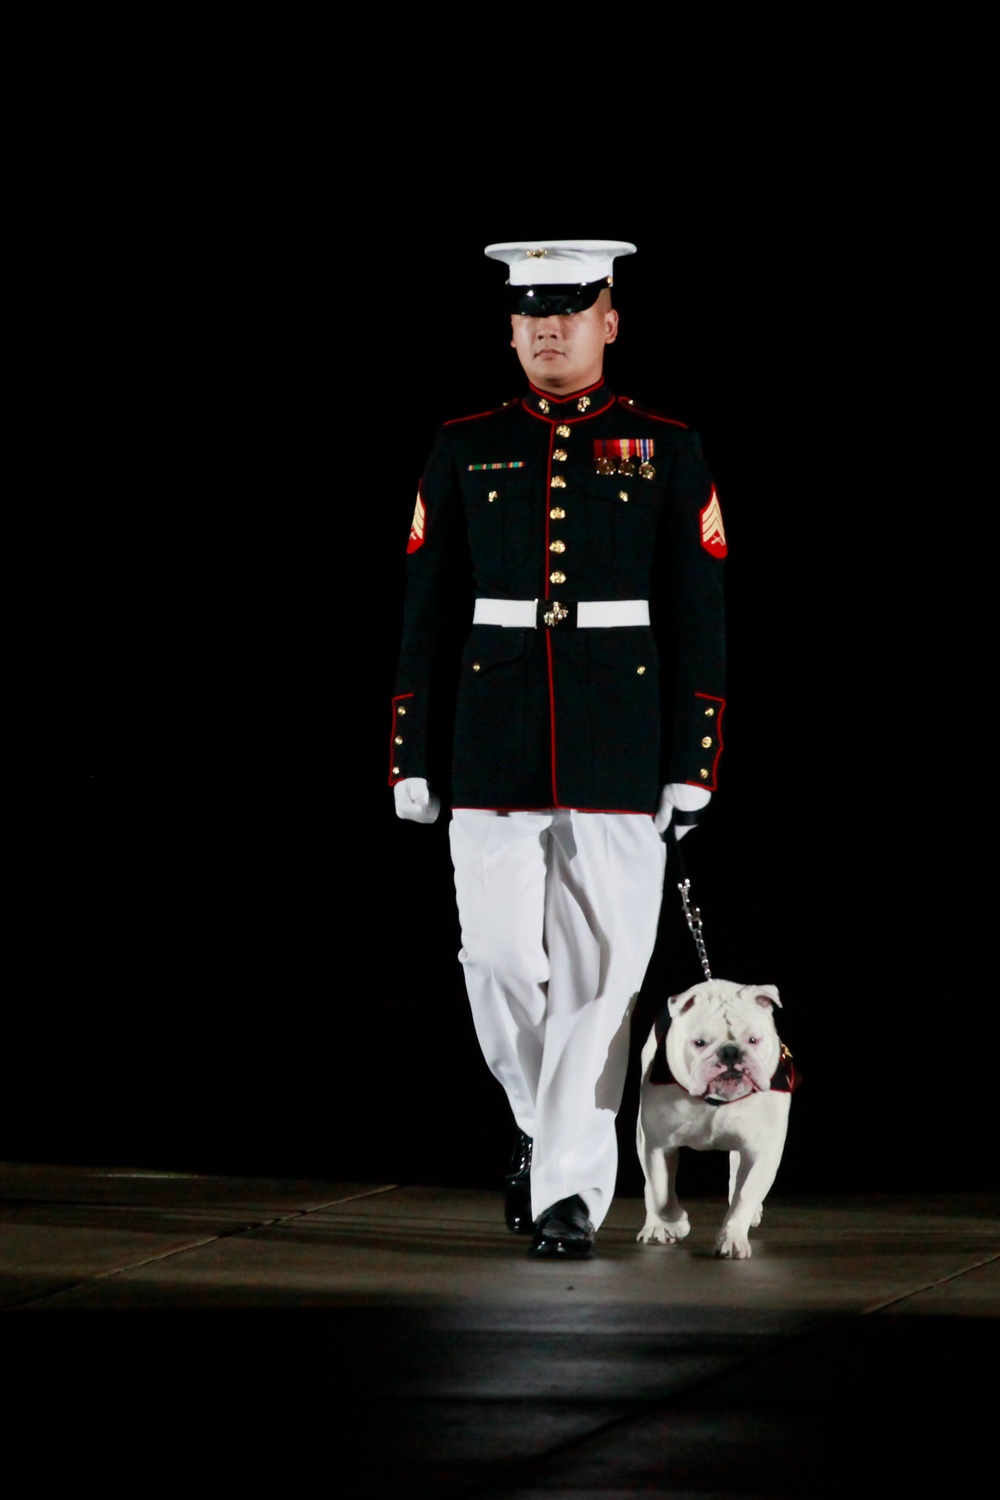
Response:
[449,809,667,1229]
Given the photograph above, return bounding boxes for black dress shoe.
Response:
[530,1195,595,1258]
[504,1131,534,1234]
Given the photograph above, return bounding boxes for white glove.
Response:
[654,783,711,838]
[393,776,441,825]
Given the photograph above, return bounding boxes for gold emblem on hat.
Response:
[526,248,547,258]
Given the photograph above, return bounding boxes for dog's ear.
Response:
[753,984,782,1009]
[668,990,698,1016]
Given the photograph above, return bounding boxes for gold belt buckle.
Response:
[543,599,569,628]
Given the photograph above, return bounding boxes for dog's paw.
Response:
[751,1205,763,1228]
[637,1213,690,1245]
[715,1231,752,1259]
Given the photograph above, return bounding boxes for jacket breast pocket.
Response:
[611,489,661,568]
[582,482,660,568]
[463,477,535,570]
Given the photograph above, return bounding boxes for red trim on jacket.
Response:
[527,376,605,403]
[546,630,559,805]
[617,397,688,427]
[543,424,555,598]
[388,694,414,786]
[541,423,559,799]
[443,402,514,426]
[689,694,726,792]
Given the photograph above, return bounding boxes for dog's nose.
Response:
[717,1044,743,1066]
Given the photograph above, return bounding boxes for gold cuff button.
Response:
[550,570,566,584]
[636,665,646,675]
[701,735,712,748]
[618,490,629,502]
[472,662,481,672]
[704,707,715,717]
[397,706,406,716]
[392,765,401,776]
[395,735,403,745]
[699,768,709,779]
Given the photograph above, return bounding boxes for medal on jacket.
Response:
[593,438,656,478]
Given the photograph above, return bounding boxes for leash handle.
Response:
[664,822,712,981]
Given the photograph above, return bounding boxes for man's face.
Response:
[509,294,619,394]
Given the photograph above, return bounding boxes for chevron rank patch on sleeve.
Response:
[699,486,727,558]
[407,489,426,554]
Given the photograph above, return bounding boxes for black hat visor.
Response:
[507,279,608,317]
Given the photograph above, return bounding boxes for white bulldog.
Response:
[636,979,794,1259]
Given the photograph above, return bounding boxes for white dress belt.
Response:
[473,598,650,628]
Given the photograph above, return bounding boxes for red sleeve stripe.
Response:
[689,694,726,791]
[388,694,414,786]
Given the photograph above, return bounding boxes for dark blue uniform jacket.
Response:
[390,377,726,814]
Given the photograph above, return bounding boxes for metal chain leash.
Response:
[664,823,712,980]
[677,875,712,980]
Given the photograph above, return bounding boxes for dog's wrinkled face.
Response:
[665,980,782,1101]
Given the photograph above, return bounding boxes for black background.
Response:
[14,16,995,1199]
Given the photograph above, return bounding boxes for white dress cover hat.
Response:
[485,239,637,315]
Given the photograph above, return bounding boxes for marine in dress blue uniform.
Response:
[391,240,727,1256]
